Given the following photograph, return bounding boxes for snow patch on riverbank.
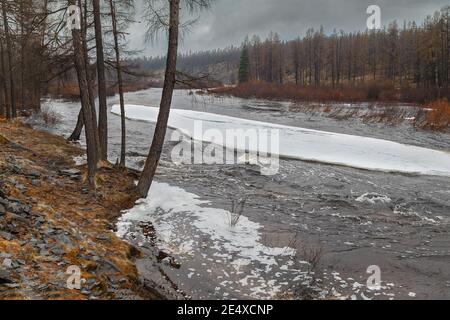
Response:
[117,182,295,265]
[111,104,450,177]
[117,181,301,298]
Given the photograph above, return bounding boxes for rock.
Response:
[55,234,75,249]
[6,201,31,215]
[44,228,56,236]
[12,165,22,174]
[27,170,41,178]
[35,216,46,224]
[98,259,121,273]
[0,204,5,216]
[58,169,81,177]
[7,213,28,223]
[31,180,41,187]
[50,246,66,256]
[0,270,13,285]
[0,231,13,241]
[2,258,15,269]
[96,234,111,241]
[161,257,172,266]
[15,184,27,192]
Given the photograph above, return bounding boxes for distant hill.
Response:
[127,46,241,85]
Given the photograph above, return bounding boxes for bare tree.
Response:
[93,0,108,161]
[1,0,16,117]
[137,0,213,197]
[137,0,180,197]
[68,1,98,186]
[108,0,128,168]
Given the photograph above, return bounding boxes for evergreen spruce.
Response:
[238,46,250,83]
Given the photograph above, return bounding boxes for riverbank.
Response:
[209,83,450,131]
[0,119,162,300]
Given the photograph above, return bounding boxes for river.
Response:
[32,88,450,300]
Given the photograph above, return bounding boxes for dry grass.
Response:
[228,196,248,228]
[416,99,450,130]
[211,81,448,104]
[40,106,61,125]
[211,81,385,103]
[0,122,158,300]
[47,82,81,101]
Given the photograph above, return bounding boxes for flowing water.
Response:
[34,89,450,300]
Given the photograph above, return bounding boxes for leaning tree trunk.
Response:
[109,0,126,168]
[68,109,84,141]
[137,0,180,197]
[68,1,97,186]
[93,0,108,161]
[2,0,16,118]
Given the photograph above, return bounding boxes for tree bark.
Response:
[137,0,180,197]
[0,41,8,118]
[2,0,16,118]
[109,0,126,168]
[79,0,101,159]
[93,0,108,161]
[68,1,97,186]
[68,109,84,141]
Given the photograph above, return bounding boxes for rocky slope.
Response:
[0,120,162,300]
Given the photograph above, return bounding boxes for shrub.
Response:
[40,106,61,125]
[418,99,450,130]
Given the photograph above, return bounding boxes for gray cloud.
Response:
[127,0,449,56]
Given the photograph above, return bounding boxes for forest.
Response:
[1,0,450,302]
[134,5,450,104]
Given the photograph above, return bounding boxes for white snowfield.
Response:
[111,104,450,177]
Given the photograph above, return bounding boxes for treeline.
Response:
[0,0,66,118]
[130,46,240,84]
[0,0,136,189]
[1,0,215,198]
[238,6,450,102]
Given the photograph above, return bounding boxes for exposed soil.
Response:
[0,119,163,300]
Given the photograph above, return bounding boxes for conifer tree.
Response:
[238,46,250,83]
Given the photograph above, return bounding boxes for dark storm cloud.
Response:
[128,0,449,56]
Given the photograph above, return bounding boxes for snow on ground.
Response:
[117,182,295,264]
[111,104,450,177]
[117,182,303,299]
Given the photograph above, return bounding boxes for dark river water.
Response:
[33,89,450,300]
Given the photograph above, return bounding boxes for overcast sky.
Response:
[127,0,449,57]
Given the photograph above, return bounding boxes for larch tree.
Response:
[1,0,16,118]
[67,0,98,186]
[93,0,108,161]
[137,0,214,198]
[108,0,134,168]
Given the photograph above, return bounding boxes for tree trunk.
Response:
[68,109,84,141]
[137,0,180,197]
[2,0,16,118]
[93,0,108,161]
[109,0,126,168]
[68,1,97,186]
[0,41,8,118]
[79,0,100,159]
